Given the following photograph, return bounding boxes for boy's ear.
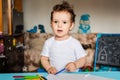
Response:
[50,22,52,28]
[70,22,74,30]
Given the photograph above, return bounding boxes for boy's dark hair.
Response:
[51,1,76,22]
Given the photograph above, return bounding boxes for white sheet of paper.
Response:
[46,73,114,80]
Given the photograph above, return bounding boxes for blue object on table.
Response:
[55,68,66,75]
[98,65,120,71]
[37,68,46,72]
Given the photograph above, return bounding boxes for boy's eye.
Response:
[54,21,58,23]
[63,21,67,24]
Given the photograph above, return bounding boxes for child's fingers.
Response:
[65,62,76,72]
[47,67,57,74]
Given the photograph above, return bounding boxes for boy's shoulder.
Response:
[45,36,54,44]
[70,36,80,43]
[46,36,54,41]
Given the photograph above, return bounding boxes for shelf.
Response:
[0,55,5,58]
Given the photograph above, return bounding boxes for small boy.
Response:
[41,1,86,74]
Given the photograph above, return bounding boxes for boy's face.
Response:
[51,11,74,40]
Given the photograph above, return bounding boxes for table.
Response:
[0,71,120,80]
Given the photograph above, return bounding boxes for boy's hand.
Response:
[65,62,77,72]
[47,66,57,74]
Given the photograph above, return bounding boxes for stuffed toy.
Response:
[23,32,53,72]
[38,24,46,33]
[78,33,97,71]
[27,25,38,33]
[27,24,46,33]
[78,14,91,34]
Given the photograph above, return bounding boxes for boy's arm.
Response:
[41,56,57,74]
[40,56,52,71]
[74,56,87,69]
[65,56,86,72]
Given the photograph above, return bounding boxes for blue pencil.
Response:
[55,68,66,75]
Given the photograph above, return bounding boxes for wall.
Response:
[23,0,120,33]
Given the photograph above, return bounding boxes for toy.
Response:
[27,24,46,33]
[13,74,47,80]
[27,25,38,33]
[38,24,46,33]
[78,14,91,34]
[24,32,48,72]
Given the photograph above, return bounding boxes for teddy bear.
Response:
[78,14,91,34]
[23,32,50,72]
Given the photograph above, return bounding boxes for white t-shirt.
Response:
[41,36,86,71]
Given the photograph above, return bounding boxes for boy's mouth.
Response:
[57,30,63,32]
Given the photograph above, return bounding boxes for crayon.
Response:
[55,68,66,75]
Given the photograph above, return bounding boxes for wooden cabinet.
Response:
[0,0,2,33]
[14,0,23,12]
[0,34,24,73]
[0,0,24,73]
[1,0,23,35]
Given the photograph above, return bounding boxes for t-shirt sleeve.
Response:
[74,40,86,59]
[41,40,49,57]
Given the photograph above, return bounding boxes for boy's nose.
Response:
[58,22,62,28]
